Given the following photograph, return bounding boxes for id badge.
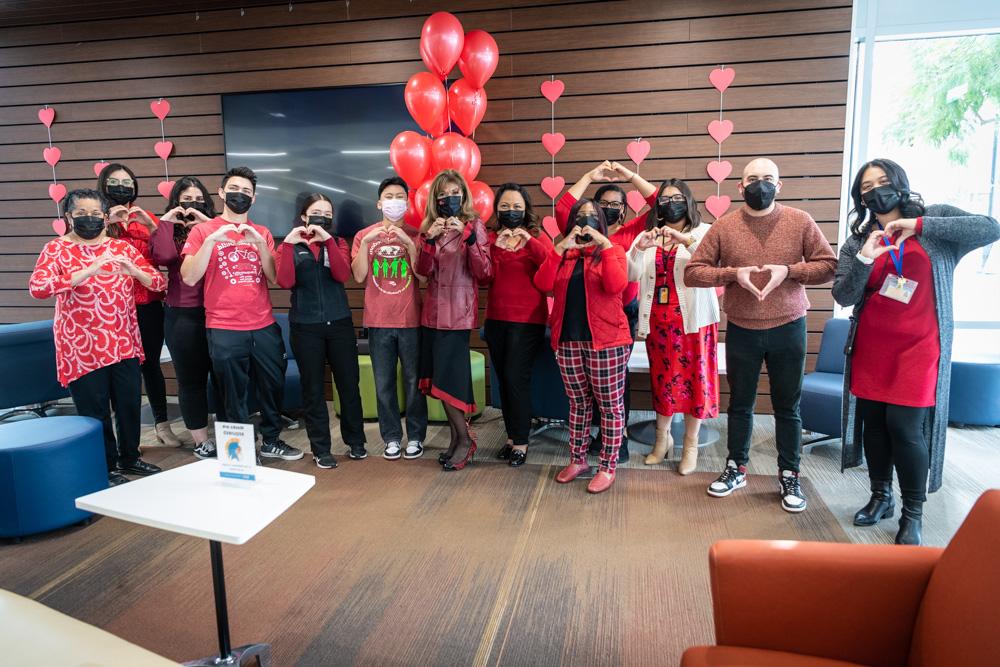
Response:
[656,286,670,305]
[879,273,917,304]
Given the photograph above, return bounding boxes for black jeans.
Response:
[725,317,806,472]
[485,319,546,446]
[368,327,426,444]
[164,305,226,431]
[136,301,168,423]
[290,318,365,454]
[856,398,931,502]
[68,358,142,472]
[207,323,287,444]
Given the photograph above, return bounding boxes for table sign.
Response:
[215,422,256,482]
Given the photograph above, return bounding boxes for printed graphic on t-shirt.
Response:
[217,241,262,286]
[369,237,411,295]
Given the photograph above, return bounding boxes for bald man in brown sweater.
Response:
[685,158,836,513]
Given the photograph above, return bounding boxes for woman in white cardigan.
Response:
[625,178,721,474]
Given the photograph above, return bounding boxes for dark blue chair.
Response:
[949,353,1000,427]
[800,317,850,446]
[0,416,107,540]
[0,321,70,421]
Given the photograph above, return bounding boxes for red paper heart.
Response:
[626,139,651,166]
[708,120,734,144]
[93,161,110,176]
[37,107,55,128]
[150,99,171,120]
[43,146,61,167]
[540,176,565,200]
[626,190,647,214]
[540,79,565,103]
[541,132,565,156]
[706,160,732,183]
[48,183,66,203]
[709,67,736,93]
[154,141,173,160]
[51,218,67,236]
[705,195,732,219]
[542,215,561,239]
[546,295,554,314]
[157,180,175,199]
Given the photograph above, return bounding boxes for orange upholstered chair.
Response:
[682,489,1000,667]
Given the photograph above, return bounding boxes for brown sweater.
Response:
[684,203,836,329]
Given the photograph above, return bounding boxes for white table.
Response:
[76,460,315,666]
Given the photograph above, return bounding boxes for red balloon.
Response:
[404,72,448,136]
[404,189,423,229]
[430,132,474,179]
[467,140,482,181]
[389,131,431,189]
[469,180,494,221]
[458,30,499,89]
[420,12,465,80]
[448,79,487,136]
[414,180,432,220]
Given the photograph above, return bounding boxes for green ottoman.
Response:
[332,354,405,419]
[426,350,486,422]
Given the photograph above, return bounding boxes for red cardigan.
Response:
[485,232,552,325]
[533,244,632,351]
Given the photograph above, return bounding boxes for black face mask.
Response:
[861,185,903,215]
[575,214,600,243]
[742,180,777,211]
[225,192,252,215]
[498,210,524,229]
[307,215,334,231]
[72,215,105,240]
[437,195,463,218]
[600,206,622,225]
[657,199,688,224]
[180,201,207,221]
[106,185,134,205]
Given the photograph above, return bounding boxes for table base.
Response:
[183,643,272,667]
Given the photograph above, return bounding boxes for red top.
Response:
[485,232,552,325]
[181,217,276,331]
[533,244,632,351]
[351,223,422,329]
[851,221,939,407]
[116,212,165,306]
[29,237,168,386]
[276,238,352,288]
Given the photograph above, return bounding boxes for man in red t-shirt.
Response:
[180,166,302,462]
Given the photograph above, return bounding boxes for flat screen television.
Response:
[221,84,420,239]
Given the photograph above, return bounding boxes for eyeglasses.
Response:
[597,200,624,209]
[658,195,686,203]
[106,178,134,187]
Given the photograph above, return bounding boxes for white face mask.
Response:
[381,199,407,221]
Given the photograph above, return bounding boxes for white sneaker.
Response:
[403,441,424,460]
[707,460,747,497]
[383,442,402,460]
[779,469,808,513]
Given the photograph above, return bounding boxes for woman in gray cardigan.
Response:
[833,158,999,546]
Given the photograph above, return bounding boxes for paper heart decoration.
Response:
[705,195,732,219]
[93,161,110,176]
[540,79,565,103]
[546,295,554,314]
[542,215,561,239]
[150,99,171,120]
[708,120,734,144]
[48,183,66,203]
[42,146,61,166]
[626,139,651,166]
[154,141,173,160]
[540,176,565,200]
[706,160,732,183]
[157,180,175,199]
[626,190,647,214]
[541,132,565,156]
[51,218,67,236]
[709,67,736,93]
[37,107,55,128]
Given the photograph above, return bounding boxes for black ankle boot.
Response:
[618,438,630,464]
[895,499,923,546]
[853,480,895,526]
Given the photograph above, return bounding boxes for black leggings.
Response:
[485,319,545,446]
[164,305,225,431]
[136,301,168,424]
[856,398,931,502]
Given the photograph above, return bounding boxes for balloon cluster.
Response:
[389,12,500,227]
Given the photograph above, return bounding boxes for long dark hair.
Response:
[97,162,138,238]
[294,192,334,228]
[490,182,540,235]
[166,176,216,244]
[646,178,702,233]
[849,159,925,238]
[565,197,608,264]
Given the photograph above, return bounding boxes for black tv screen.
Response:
[221,84,420,238]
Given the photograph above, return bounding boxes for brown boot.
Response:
[644,426,672,465]
[678,436,698,475]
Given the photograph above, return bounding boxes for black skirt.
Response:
[418,327,475,412]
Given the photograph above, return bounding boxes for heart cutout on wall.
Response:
[150,99,171,120]
[542,215,561,239]
[157,180,175,199]
[43,147,61,167]
[626,139,650,166]
[709,67,736,93]
[541,132,565,156]
[154,141,174,160]
[708,120,734,144]
[93,161,110,176]
[48,183,67,203]
[705,195,732,219]
[51,218,67,236]
[37,107,56,128]
[540,79,565,103]
[706,160,732,183]
[626,190,647,214]
[540,176,565,200]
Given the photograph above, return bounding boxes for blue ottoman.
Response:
[0,416,107,539]
[949,356,1000,427]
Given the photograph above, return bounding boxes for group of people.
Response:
[28,155,998,546]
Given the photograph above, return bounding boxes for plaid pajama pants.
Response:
[555,342,630,473]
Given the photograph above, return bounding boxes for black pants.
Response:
[137,301,168,424]
[290,318,365,455]
[726,317,806,472]
[164,305,226,431]
[856,398,931,502]
[485,319,546,446]
[68,358,142,472]
[207,324,287,444]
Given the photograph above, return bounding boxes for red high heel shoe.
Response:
[443,422,478,471]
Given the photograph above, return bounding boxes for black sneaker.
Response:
[382,441,402,460]
[779,470,808,513]
[193,439,217,459]
[117,459,162,476]
[349,444,368,460]
[403,441,424,460]
[108,472,130,486]
[707,460,747,498]
[314,453,338,469]
[260,439,304,461]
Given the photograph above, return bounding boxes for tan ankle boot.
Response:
[154,422,182,447]
[644,426,672,465]
[678,437,698,475]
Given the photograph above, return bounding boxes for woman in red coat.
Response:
[534,199,632,493]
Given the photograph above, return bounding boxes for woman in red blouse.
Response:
[97,163,181,448]
[30,189,168,486]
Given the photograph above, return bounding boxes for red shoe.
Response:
[555,462,590,483]
[443,424,477,471]
[587,471,615,494]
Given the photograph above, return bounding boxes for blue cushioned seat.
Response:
[949,355,1000,427]
[0,320,70,420]
[801,318,850,442]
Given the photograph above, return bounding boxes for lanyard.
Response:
[876,221,905,276]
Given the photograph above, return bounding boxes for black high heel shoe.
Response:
[508,448,527,467]
[496,443,513,460]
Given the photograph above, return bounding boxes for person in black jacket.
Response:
[276,193,365,469]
